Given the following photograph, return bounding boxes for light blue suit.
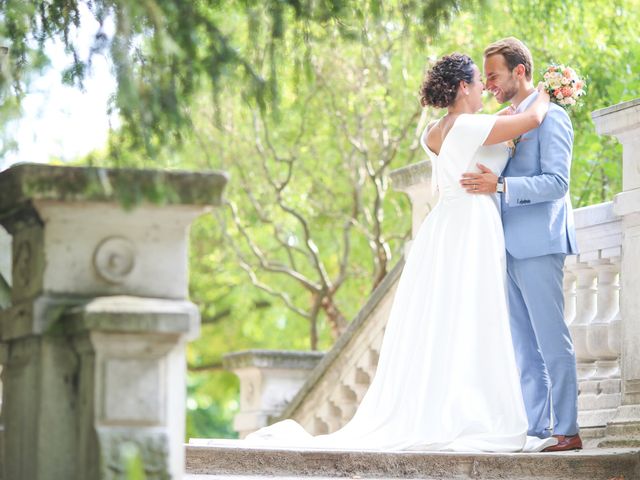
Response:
[501,93,579,438]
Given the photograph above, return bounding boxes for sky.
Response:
[1,4,116,171]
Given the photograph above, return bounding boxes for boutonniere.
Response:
[506,135,522,157]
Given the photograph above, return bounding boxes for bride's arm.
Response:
[483,84,550,145]
[496,105,516,116]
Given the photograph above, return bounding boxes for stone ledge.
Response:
[62,295,199,336]
[573,201,617,228]
[0,164,229,213]
[614,188,640,217]
[592,98,640,119]
[591,98,640,137]
[223,350,325,370]
[389,160,432,191]
[571,201,622,257]
[185,443,640,479]
[0,295,200,341]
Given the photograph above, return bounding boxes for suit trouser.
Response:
[506,252,579,437]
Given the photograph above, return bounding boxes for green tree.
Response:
[0,0,475,155]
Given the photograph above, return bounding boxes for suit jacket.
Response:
[501,94,578,259]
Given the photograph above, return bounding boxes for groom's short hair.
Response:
[484,37,533,80]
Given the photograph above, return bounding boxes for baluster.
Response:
[606,255,622,375]
[591,98,640,447]
[570,259,598,380]
[587,255,621,380]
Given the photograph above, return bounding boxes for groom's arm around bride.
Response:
[463,36,581,452]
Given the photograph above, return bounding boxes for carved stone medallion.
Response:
[93,237,136,284]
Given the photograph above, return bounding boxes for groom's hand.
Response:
[460,163,498,194]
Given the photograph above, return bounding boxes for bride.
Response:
[243,53,557,453]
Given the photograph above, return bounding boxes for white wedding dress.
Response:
[240,114,556,453]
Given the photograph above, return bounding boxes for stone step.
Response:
[185,443,640,479]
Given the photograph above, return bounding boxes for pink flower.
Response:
[561,87,573,97]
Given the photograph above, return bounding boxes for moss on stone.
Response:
[0,164,229,212]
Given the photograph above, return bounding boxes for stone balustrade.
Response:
[565,202,622,433]
[0,164,227,480]
[592,98,640,447]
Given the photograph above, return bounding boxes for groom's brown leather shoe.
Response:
[542,434,583,452]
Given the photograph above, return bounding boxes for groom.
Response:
[460,37,581,451]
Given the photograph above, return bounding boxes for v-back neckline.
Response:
[423,113,468,158]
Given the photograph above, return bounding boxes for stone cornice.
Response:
[574,201,617,229]
[592,98,640,120]
[591,98,640,137]
[223,349,325,370]
[0,164,229,214]
[389,160,432,192]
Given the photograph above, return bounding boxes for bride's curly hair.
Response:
[419,53,476,108]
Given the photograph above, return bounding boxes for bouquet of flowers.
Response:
[542,65,586,108]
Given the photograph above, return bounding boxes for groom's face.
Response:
[483,54,519,104]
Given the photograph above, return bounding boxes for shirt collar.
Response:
[515,90,538,113]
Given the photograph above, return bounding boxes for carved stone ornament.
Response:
[244,381,255,405]
[12,239,31,289]
[101,431,170,480]
[93,236,136,284]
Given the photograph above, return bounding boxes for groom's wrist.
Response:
[496,176,506,193]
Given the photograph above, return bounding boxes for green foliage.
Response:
[0,0,475,156]
[119,442,148,480]
[186,371,239,439]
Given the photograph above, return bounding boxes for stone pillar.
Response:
[389,160,436,257]
[0,164,227,479]
[592,98,640,446]
[223,350,324,438]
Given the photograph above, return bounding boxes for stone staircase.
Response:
[184,442,639,479]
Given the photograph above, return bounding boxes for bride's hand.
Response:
[497,105,516,116]
[536,82,551,103]
[527,82,551,125]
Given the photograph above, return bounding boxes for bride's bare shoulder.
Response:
[424,119,442,153]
